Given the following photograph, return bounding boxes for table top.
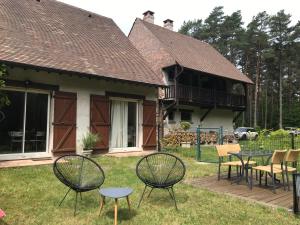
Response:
[229,150,273,157]
[99,187,133,198]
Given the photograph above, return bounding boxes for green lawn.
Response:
[0,155,299,225]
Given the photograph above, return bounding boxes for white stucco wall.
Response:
[4,67,158,156]
[164,106,234,134]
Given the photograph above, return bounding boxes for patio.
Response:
[186,175,293,209]
[0,155,299,225]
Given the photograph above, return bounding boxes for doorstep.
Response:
[0,158,53,168]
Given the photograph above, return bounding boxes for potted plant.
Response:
[81,131,100,157]
[180,121,192,148]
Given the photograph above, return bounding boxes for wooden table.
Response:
[99,187,133,225]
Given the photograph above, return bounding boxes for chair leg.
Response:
[228,166,231,179]
[265,172,268,186]
[147,188,154,198]
[218,163,221,180]
[59,188,72,206]
[168,187,178,210]
[250,168,253,189]
[138,185,147,208]
[282,172,286,191]
[286,170,290,191]
[99,196,105,216]
[259,171,262,185]
[272,173,276,194]
[74,192,78,216]
[80,192,83,200]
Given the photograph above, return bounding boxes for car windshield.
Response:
[235,128,246,132]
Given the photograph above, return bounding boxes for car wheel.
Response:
[254,134,258,140]
[241,134,247,140]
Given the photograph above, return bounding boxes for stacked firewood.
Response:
[161,128,220,147]
[223,134,235,143]
[161,131,197,147]
[199,131,218,144]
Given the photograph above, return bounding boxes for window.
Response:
[168,111,175,121]
[181,111,192,122]
[168,73,174,81]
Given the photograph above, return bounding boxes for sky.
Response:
[59,0,299,35]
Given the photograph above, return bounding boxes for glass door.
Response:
[0,89,49,155]
[24,92,48,153]
[0,91,25,154]
[110,99,138,151]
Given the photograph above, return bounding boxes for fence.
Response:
[162,126,300,163]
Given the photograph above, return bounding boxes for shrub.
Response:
[269,129,289,138]
[82,131,100,150]
[180,121,191,131]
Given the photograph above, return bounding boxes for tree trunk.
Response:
[279,51,283,129]
[264,88,268,129]
[254,51,261,128]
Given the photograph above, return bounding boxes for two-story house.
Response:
[0,1,161,160]
[129,11,253,134]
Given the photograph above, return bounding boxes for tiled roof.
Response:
[0,0,163,86]
[139,19,253,84]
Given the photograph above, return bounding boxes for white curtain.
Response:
[110,100,128,149]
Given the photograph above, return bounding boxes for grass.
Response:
[0,155,300,225]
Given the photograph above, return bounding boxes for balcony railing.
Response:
[163,84,245,108]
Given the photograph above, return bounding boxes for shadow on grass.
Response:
[0,220,8,225]
[105,208,137,222]
[141,189,189,209]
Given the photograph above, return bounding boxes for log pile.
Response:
[161,128,220,147]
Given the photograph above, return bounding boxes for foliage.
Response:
[179,8,300,130]
[180,121,191,131]
[81,131,100,150]
[0,64,9,109]
[269,129,290,138]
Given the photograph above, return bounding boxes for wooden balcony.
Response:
[163,84,246,109]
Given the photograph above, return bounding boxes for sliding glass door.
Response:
[0,89,49,155]
[110,99,138,150]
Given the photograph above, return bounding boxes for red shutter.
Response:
[143,100,157,150]
[90,95,110,152]
[52,91,76,153]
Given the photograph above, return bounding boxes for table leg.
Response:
[114,198,118,225]
[126,196,131,211]
[99,196,105,216]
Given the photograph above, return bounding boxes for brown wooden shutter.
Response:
[90,95,110,152]
[52,91,76,153]
[143,100,157,150]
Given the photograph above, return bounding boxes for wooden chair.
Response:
[274,149,300,191]
[216,144,256,180]
[251,150,287,193]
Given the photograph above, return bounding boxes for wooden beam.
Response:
[200,108,213,122]
[4,79,59,91]
[233,111,243,123]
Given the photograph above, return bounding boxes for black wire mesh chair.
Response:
[53,154,105,215]
[136,152,186,210]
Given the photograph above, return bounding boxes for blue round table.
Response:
[99,187,133,225]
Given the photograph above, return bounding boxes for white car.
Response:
[285,127,300,136]
[234,127,258,140]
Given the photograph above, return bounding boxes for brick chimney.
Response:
[163,19,173,31]
[143,10,154,24]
